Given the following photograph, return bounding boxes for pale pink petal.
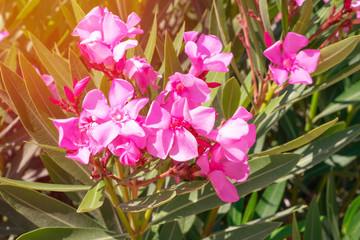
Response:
[103,12,128,44]
[145,101,171,130]
[66,147,91,164]
[263,41,283,66]
[217,118,249,144]
[53,118,79,150]
[269,65,288,85]
[223,159,249,182]
[289,68,313,84]
[295,0,305,6]
[0,30,9,41]
[126,12,141,28]
[197,34,223,55]
[82,89,110,119]
[119,120,146,139]
[295,49,320,73]
[109,136,141,165]
[124,98,149,119]
[189,106,215,135]
[283,32,308,56]
[109,79,134,108]
[222,141,248,162]
[203,52,233,72]
[232,107,253,121]
[209,170,239,202]
[184,31,199,43]
[72,6,104,40]
[147,129,174,159]
[196,150,210,174]
[90,121,120,147]
[80,41,113,64]
[113,40,138,62]
[169,128,198,161]
[170,98,191,121]
[246,123,256,148]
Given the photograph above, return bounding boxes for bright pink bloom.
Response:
[123,57,161,94]
[207,107,256,162]
[295,0,305,6]
[263,32,320,85]
[264,31,274,48]
[64,77,90,104]
[197,148,249,202]
[0,30,9,41]
[145,98,215,161]
[323,0,330,3]
[82,79,148,149]
[184,31,233,77]
[53,118,101,164]
[108,136,143,165]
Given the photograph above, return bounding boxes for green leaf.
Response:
[255,181,286,218]
[249,205,307,225]
[4,44,17,72]
[119,159,164,185]
[343,211,360,240]
[15,0,40,20]
[0,176,90,192]
[292,213,301,240]
[0,185,102,228]
[212,0,230,44]
[314,80,360,121]
[144,15,157,63]
[342,193,360,235]
[77,180,105,213]
[227,198,244,226]
[259,0,274,40]
[151,154,300,225]
[312,35,360,76]
[173,22,185,56]
[221,77,241,119]
[326,171,340,239]
[71,0,86,24]
[253,118,337,157]
[203,222,281,240]
[242,192,258,224]
[163,32,182,89]
[292,0,313,34]
[159,222,182,240]
[17,227,127,240]
[118,191,176,212]
[68,48,90,81]
[304,198,322,240]
[281,0,289,36]
[278,124,360,182]
[169,180,209,195]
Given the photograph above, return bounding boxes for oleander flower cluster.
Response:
[52,6,255,202]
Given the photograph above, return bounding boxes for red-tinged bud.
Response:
[73,77,90,97]
[207,82,221,88]
[264,31,274,48]
[344,0,352,9]
[64,86,75,104]
[49,97,61,105]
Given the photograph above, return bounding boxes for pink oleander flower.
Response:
[123,57,161,94]
[72,6,143,65]
[197,148,249,202]
[184,31,233,77]
[64,77,90,104]
[53,117,102,164]
[207,107,256,163]
[263,32,320,85]
[352,0,360,19]
[163,72,211,109]
[145,98,215,161]
[0,30,9,42]
[108,136,143,165]
[82,79,148,153]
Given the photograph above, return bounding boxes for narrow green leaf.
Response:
[71,0,86,24]
[0,176,90,192]
[221,77,241,119]
[17,227,127,240]
[242,192,258,224]
[343,211,360,240]
[69,48,90,81]
[312,35,360,75]
[281,0,289,36]
[159,222,182,240]
[249,205,307,225]
[212,0,230,44]
[15,0,40,20]
[304,198,322,240]
[118,191,176,212]
[293,0,313,34]
[227,198,244,226]
[342,195,360,235]
[0,185,102,228]
[253,118,337,157]
[292,213,301,240]
[203,222,281,240]
[144,15,157,63]
[77,180,105,213]
[169,180,209,195]
[119,159,164,185]
[259,0,274,40]
[151,154,300,225]
[163,32,182,89]
[173,22,185,56]
[255,181,286,218]
[4,44,17,71]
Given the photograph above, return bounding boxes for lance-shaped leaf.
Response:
[342,195,360,235]
[304,198,322,240]
[119,159,164,185]
[252,118,337,157]
[203,222,281,240]
[144,15,157,63]
[0,176,90,192]
[4,44,17,71]
[163,32,182,89]
[17,227,127,240]
[255,181,286,218]
[0,185,102,228]
[77,180,105,213]
[151,154,300,225]
[169,180,209,195]
[71,0,85,24]
[15,0,40,21]
[259,0,274,40]
[118,191,176,212]
[312,35,360,76]
[173,22,185,56]
[221,77,241,119]
[293,0,313,34]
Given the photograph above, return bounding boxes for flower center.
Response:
[282,55,295,70]
[172,81,185,93]
[170,117,184,130]
[111,107,129,123]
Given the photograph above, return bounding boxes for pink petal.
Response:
[66,147,91,164]
[72,6,104,40]
[189,106,215,135]
[109,79,134,108]
[223,159,250,182]
[118,120,146,139]
[232,107,253,121]
[269,65,288,85]
[113,40,138,62]
[209,170,239,202]
[82,89,110,119]
[170,98,191,122]
[147,129,174,159]
[184,31,199,43]
[102,12,128,44]
[90,121,120,147]
[185,41,201,73]
[169,128,198,161]
[222,140,249,162]
[264,31,273,48]
[295,49,320,73]
[217,118,249,144]
[246,123,256,148]
[197,34,223,56]
[53,118,79,150]
[295,0,305,6]
[196,150,210,174]
[124,98,149,119]
[289,68,313,85]
[80,41,113,64]
[145,101,171,130]
[203,52,233,72]
[73,77,90,96]
[126,12,141,28]
[283,32,308,56]
[263,41,283,66]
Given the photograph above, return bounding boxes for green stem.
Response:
[259,81,277,112]
[202,207,220,237]
[345,105,356,126]
[305,77,323,132]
